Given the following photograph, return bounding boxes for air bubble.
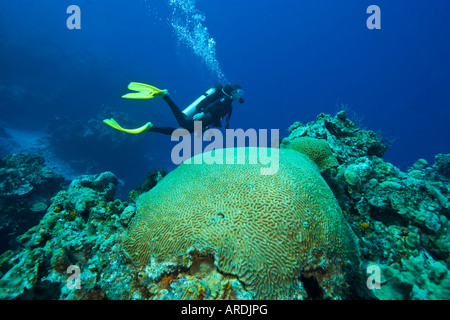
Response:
[168,0,228,83]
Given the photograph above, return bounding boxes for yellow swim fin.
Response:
[122,82,167,99]
[103,118,153,134]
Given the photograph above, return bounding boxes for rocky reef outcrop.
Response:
[0,153,68,253]
[282,111,450,299]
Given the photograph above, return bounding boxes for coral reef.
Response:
[0,171,128,299]
[0,110,448,300]
[0,171,250,300]
[342,155,450,299]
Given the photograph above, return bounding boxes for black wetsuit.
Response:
[148,85,234,135]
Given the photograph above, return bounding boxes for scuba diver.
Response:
[104,83,244,135]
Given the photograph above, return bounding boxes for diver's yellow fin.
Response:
[103,118,121,130]
[103,118,152,134]
[122,82,164,99]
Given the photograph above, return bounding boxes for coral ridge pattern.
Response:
[123,147,360,299]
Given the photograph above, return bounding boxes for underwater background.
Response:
[1,0,449,193]
[0,0,449,300]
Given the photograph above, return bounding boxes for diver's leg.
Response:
[163,95,193,128]
[150,95,197,134]
[147,126,178,135]
[148,126,195,136]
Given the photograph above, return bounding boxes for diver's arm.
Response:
[201,112,213,123]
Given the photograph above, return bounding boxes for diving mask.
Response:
[232,89,244,101]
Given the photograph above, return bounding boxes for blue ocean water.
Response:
[0,0,449,194]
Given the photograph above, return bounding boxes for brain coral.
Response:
[123,147,360,299]
[281,137,339,170]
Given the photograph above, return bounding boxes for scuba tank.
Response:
[182,88,216,118]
